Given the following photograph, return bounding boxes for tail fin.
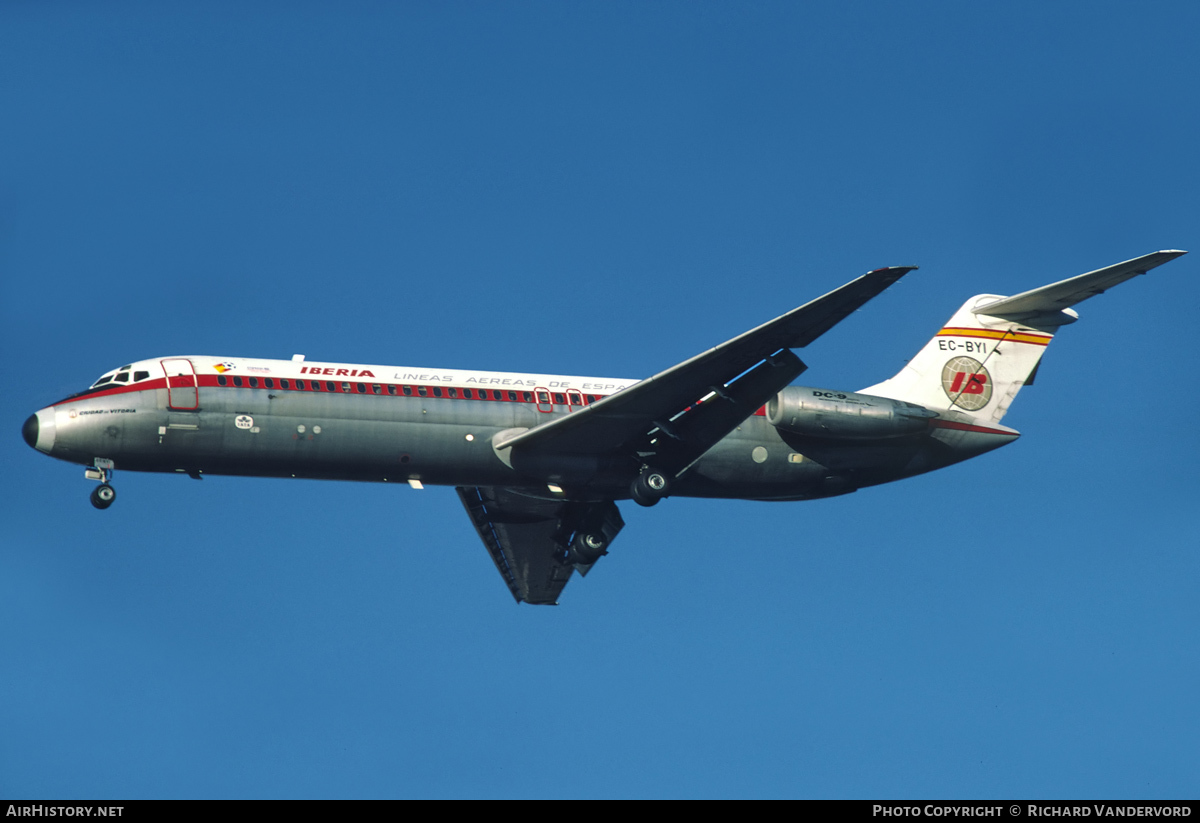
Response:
[860,250,1186,425]
[859,294,1057,425]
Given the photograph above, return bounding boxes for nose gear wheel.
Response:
[90,484,116,510]
[85,460,116,510]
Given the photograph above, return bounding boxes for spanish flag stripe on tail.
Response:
[937,327,1052,346]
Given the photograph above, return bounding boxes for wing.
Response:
[457,486,624,605]
[495,265,915,471]
[976,250,1187,320]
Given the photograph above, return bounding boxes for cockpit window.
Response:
[114,373,130,383]
[92,373,115,387]
[134,371,149,382]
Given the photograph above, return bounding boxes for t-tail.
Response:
[860,250,1187,460]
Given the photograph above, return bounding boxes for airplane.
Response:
[22,250,1186,604]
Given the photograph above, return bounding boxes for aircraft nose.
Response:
[22,414,38,448]
[23,407,56,453]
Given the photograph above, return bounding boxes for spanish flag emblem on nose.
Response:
[213,362,235,373]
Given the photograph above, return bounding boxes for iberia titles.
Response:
[299,366,377,378]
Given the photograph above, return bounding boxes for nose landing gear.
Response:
[90,484,116,509]
[86,458,116,510]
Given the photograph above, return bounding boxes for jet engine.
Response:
[766,386,937,439]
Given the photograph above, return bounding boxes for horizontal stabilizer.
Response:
[974,250,1186,321]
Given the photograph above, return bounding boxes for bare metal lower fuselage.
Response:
[24,357,1010,503]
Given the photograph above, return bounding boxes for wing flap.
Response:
[644,349,807,475]
[457,487,624,604]
[458,486,572,604]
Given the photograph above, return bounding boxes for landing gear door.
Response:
[162,359,199,410]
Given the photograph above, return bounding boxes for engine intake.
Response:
[767,386,936,439]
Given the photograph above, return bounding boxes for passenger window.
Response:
[280,379,290,389]
[342,382,351,392]
[134,371,149,382]
[418,386,428,397]
[265,378,275,389]
[357,383,366,393]
[537,391,550,404]
[433,387,443,397]
[522,391,532,402]
[448,387,458,398]
[372,384,381,394]
[325,381,335,391]
[387,385,396,396]
[506,391,516,401]
[568,391,581,406]
[403,386,412,396]
[249,377,260,388]
[233,376,244,387]
[218,376,228,386]
[463,389,473,399]
[553,393,565,405]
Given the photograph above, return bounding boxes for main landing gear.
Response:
[568,530,609,566]
[86,459,116,510]
[630,467,671,508]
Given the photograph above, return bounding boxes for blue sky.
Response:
[3,1,1197,798]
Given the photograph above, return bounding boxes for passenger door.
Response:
[162,359,199,410]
